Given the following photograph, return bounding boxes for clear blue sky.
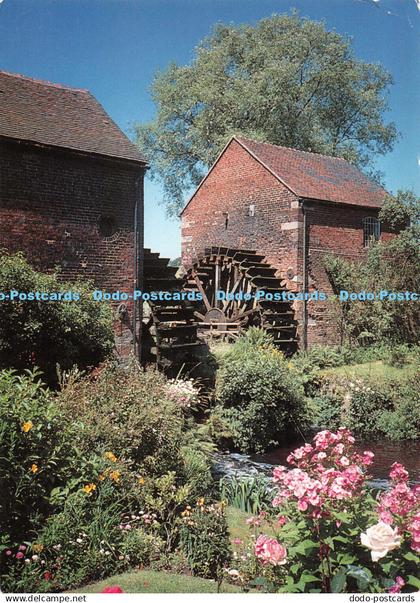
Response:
[0,0,419,258]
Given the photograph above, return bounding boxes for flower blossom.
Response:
[271,430,370,515]
[254,534,287,566]
[102,585,124,593]
[360,522,401,562]
[388,576,405,594]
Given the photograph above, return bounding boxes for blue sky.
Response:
[0,0,419,258]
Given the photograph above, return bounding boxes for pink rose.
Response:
[255,534,287,566]
[15,552,24,559]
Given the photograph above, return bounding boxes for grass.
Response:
[322,360,418,381]
[71,569,243,593]
[226,505,252,543]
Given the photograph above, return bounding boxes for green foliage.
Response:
[1,363,217,592]
[315,374,420,439]
[324,191,420,346]
[1,482,165,593]
[0,252,113,385]
[135,13,396,215]
[178,502,231,579]
[213,330,310,452]
[57,363,185,476]
[0,370,76,543]
[220,475,273,514]
[231,432,420,593]
[118,528,165,568]
[379,190,420,232]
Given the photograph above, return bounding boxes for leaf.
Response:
[331,571,347,593]
[407,575,420,589]
[403,551,420,563]
[346,566,372,591]
[293,539,319,555]
[290,563,301,575]
[333,535,350,544]
[337,553,357,565]
[300,573,321,583]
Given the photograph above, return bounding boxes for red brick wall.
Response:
[181,139,302,289]
[0,139,144,357]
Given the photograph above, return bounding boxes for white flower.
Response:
[76,538,83,544]
[31,555,39,561]
[361,522,401,562]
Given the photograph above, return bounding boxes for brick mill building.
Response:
[0,71,147,356]
[181,136,394,346]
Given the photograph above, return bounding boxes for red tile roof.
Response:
[236,137,386,208]
[0,71,147,164]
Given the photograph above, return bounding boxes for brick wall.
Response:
[182,138,302,289]
[0,139,145,357]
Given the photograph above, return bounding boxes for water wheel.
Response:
[183,247,297,354]
[141,249,207,374]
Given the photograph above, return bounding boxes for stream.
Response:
[214,438,420,488]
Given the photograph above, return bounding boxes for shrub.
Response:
[1,363,217,592]
[0,252,113,385]
[315,375,420,440]
[119,527,165,568]
[0,370,76,544]
[178,500,231,579]
[377,398,420,441]
[57,363,186,476]
[324,195,420,346]
[214,330,310,452]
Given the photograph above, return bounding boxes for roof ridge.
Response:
[236,136,348,162]
[0,70,89,93]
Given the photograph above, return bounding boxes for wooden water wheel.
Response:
[141,247,298,373]
[141,248,207,374]
[183,247,297,354]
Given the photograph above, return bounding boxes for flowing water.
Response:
[214,439,420,486]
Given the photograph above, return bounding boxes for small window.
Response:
[248,204,255,217]
[363,217,381,247]
[222,212,229,230]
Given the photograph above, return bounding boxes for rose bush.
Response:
[237,429,420,593]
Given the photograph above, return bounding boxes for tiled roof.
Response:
[236,137,386,208]
[0,71,147,164]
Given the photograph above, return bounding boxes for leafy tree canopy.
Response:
[379,190,420,233]
[135,12,398,216]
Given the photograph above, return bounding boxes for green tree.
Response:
[0,252,114,385]
[379,189,420,233]
[325,190,420,344]
[135,12,397,216]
